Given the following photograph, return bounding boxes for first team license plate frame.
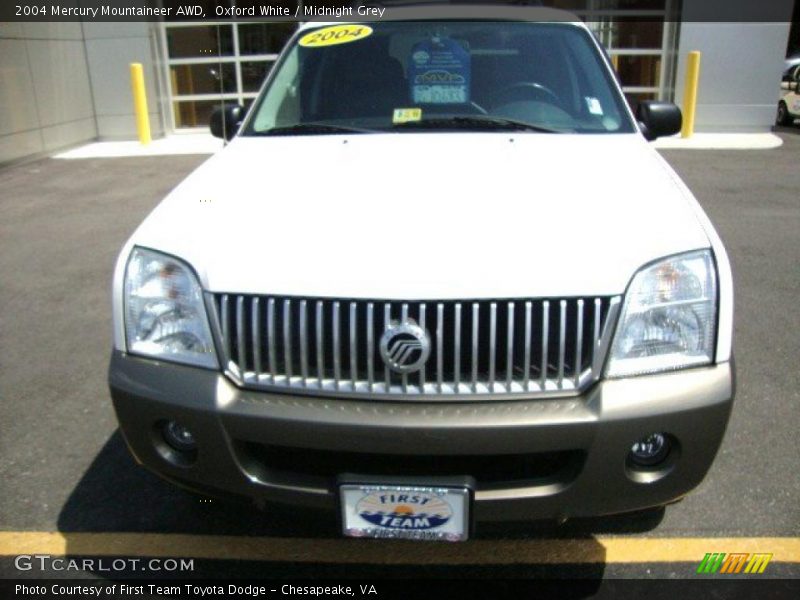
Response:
[339,483,471,542]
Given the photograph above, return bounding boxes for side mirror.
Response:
[637,100,682,141]
[210,104,244,141]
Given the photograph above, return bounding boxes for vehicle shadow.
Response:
[772,123,800,135]
[54,430,662,586]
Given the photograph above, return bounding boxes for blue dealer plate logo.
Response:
[356,491,453,530]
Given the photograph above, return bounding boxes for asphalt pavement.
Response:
[0,130,798,585]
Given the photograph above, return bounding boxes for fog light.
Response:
[629,433,670,466]
[162,420,197,452]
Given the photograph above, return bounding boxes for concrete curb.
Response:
[53,134,224,159]
[652,133,784,150]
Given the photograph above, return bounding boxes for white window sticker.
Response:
[585,96,604,116]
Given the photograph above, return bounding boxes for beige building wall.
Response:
[82,22,165,140]
[0,22,97,164]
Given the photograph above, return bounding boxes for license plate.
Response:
[340,484,469,542]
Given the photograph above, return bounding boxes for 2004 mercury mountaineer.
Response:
[109,7,734,541]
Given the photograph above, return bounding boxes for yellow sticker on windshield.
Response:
[392,108,422,124]
[299,25,373,48]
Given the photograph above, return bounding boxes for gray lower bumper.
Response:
[109,350,733,522]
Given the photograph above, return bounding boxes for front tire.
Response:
[776,101,793,126]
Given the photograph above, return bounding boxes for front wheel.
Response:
[776,101,793,126]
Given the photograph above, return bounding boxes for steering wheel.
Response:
[489,82,562,109]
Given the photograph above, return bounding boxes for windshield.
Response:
[244,21,635,136]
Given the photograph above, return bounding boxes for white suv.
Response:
[109,7,734,542]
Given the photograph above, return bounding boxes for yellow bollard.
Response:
[681,51,701,138]
[130,63,151,145]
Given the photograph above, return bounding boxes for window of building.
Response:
[552,0,679,110]
[162,22,297,129]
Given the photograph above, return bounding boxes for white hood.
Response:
[129,132,710,299]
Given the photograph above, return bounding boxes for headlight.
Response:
[124,247,217,368]
[607,250,717,378]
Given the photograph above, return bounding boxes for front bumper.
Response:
[109,350,733,522]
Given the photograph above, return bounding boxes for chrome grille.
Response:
[210,295,621,399]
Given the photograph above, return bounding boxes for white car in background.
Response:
[777,64,800,126]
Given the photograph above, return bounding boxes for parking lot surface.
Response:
[0,132,798,581]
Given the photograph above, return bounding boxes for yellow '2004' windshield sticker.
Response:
[299,25,373,48]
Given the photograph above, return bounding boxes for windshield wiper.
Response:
[393,116,563,134]
[252,122,375,136]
